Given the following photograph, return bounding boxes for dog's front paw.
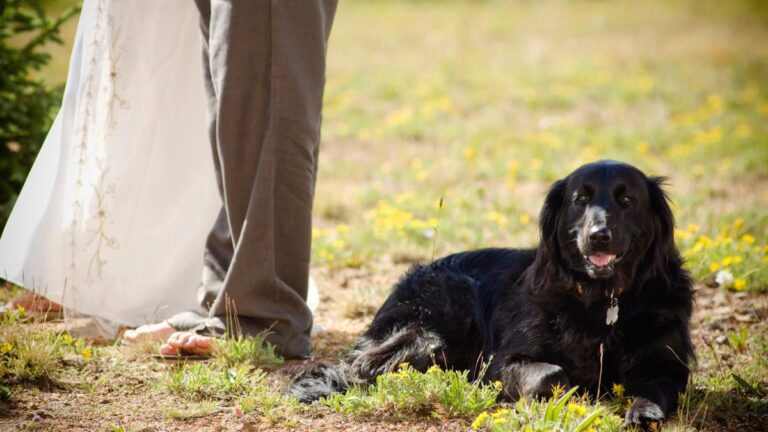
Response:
[625,397,665,429]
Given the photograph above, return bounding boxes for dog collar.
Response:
[574,283,622,326]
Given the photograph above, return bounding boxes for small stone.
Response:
[715,335,727,344]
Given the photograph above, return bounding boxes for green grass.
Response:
[470,387,626,432]
[212,333,284,371]
[688,336,768,428]
[322,363,500,418]
[0,307,96,385]
[160,400,220,420]
[159,363,263,401]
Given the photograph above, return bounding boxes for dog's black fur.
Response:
[290,160,694,426]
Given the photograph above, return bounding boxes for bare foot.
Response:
[122,322,176,344]
[7,290,62,312]
[159,331,213,356]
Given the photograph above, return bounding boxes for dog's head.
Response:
[538,160,675,285]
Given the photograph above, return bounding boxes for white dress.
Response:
[0,1,221,330]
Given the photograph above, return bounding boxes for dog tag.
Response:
[606,292,619,325]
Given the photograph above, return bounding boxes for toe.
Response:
[159,343,179,356]
[186,335,212,355]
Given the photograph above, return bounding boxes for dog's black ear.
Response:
[539,178,567,250]
[647,176,675,250]
[646,176,678,283]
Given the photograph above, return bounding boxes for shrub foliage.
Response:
[0,0,80,229]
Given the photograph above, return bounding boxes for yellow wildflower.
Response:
[335,224,350,235]
[722,256,733,267]
[463,146,477,161]
[60,333,75,346]
[706,94,723,111]
[741,234,756,245]
[612,383,625,397]
[626,398,633,410]
[16,305,25,318]
[81,348,92,359]
[491,408,509,419]
[733,256,743,264]
[398,362,409,370]
[734,218,745,229]
[686,224,700,233]
[568,402,587,416]
[486,211,508,227]
[471,411,489,430]
[331,239,346,249]
[519,213,531,225]
[733,279,747,291]
[709,262,720,272]
[426,365,441,375]
[1,343,12,353]
[493,380,503,391]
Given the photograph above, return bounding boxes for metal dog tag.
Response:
[606,292,619,325]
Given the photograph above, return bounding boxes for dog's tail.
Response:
[287,362,352,403]
[288,327,445,403]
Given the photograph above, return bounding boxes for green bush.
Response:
[0,0,80,229]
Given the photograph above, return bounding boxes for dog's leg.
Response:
[495,361,571,400]
[625,374,688,427]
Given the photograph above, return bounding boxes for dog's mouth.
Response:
[582,252,623,277]
[587,253,618,267]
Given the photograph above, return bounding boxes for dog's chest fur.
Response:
[543,290,630,391]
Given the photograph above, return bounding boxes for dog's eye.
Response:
[575,194,589,203]
[620,195,633,204]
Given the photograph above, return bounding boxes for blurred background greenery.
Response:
[0,0,80,229]
[1,0,767,291]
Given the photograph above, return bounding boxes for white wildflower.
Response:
[715,269,734,287]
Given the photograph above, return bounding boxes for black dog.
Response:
[291,160,694,426]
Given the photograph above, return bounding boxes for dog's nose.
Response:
[589,226,612,245]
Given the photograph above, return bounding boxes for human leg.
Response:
[160,0,338,358]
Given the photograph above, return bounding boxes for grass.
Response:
[470,387,626,432]
[161,400,220,420]
[323,363,500,418]
[1,0,767,430]
[0,307,96,386]
[159,363,262,401]
[212,333,284,371]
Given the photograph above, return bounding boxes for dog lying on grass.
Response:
[291,160,694,427]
